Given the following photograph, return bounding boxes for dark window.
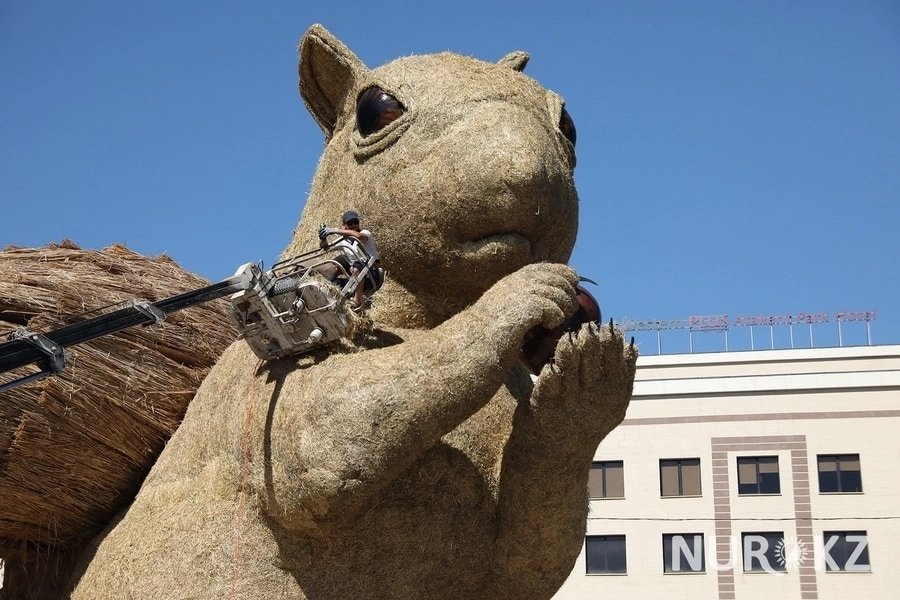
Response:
[742,532,786,572]
[586,535,627,574]
[660,458,702,497]
[823,531,871,571]
[589,461,624,499]
[737,456,780,495]
[663,533,705,573]
[818,454,863,493]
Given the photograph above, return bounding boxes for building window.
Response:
[737,456,780,495]
[589,461,624,499]
[660,458,701,497]
[663,533,705,573]
[585,535,627,574]
[818,454,863,493]
[742,532,786,572]
[823,531,871,572]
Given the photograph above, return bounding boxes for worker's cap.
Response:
[342,210,360,224]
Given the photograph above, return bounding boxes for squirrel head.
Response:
[288,24,579,327]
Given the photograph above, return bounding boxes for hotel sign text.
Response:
[619,310,876,332]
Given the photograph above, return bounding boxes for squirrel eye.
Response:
[356,87,404,137]
[559,107,576,146]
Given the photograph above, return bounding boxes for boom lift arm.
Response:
[0,272,253,393]
[0,235,380,394]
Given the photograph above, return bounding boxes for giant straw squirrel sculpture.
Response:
[67,24,637,599]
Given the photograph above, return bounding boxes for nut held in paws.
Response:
[521,285,602,373]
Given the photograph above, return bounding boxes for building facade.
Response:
[554,344,900,599]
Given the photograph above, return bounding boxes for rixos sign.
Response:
[620,310,876,332]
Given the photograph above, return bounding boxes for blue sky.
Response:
[2,1,898,354]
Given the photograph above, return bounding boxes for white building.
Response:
[554,344,900,600]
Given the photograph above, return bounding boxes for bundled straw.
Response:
[0,241,237,550]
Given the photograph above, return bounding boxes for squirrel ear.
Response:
[299,24,367,139]
[497,51,529,72]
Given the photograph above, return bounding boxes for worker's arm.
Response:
[336,228,368,242]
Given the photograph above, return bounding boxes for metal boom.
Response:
[0,274,250,393]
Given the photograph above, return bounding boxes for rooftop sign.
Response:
[619,310,876,332]
[618,310,877,354]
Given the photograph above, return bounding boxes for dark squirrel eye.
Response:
[559,107,576,146]
[356,87,404,137]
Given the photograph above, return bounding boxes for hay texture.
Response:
[71,24,637,600]
[0,241,237,551]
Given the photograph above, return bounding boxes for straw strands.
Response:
[0,241,237,551]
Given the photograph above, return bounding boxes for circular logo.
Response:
[775,535,808,569]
